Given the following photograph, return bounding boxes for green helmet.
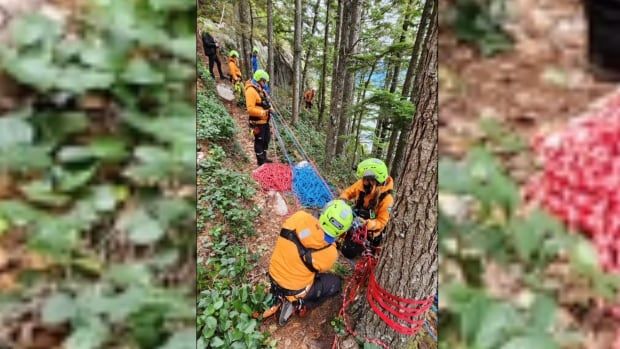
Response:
[357,158,389,184]
[229,50,239,58]
[252,46,259,54]
[319,200,353,238]
[253,69,270,82]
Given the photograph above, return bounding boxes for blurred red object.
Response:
[252,163,292,192]
[526,89,620,272]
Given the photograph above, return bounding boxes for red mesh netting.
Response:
[525,89,620,273]
[252,163,292,192]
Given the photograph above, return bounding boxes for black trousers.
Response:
[340,231,382,259]
[207,53,224,79]
[302,273,341,309]
[252,123,271,165]
[585,0,620,75]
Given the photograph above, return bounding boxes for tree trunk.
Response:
[401,0,433,99]
[334,0,361,157]
[238,0,252,77]
[325,0,346,164]
[267,0,275,88]
[385,128,399,168]
[371,65,393,156]
[292,0,303,125]
[354,2,437,346]
[301,0,322,96]
[391,0,436,179]
[351,60,377,167]
[317,0,332,127]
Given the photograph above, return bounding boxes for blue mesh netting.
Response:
[292,162,334,208]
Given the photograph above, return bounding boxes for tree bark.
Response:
[385,128,399,168]
[317,0,332,128]
[325,0,346,164]
[334,0,362,157]
[292,0,303,125]
[238,0,252,77]
[267,0,275,88]
[402,0,432,99]
[371,65,393,157]
[354,2,437,346]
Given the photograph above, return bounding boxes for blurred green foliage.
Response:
[0,0,196,348]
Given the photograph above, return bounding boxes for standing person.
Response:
[264,200,353,325]
[202,31,225,80]
[244,69,272,166]
[303,88,316,110]
[338,158,394,259]
[251,46,260,73]
[227,50,242,82]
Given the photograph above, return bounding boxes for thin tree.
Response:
[238,0,252,77]
[317,0,332,127]
[292,0,303,125]
[300,0,322,96]
[334,0,363,157]
[391,0,436,179]
[354,1,437,346]
[325,0,347,163]
[267,0,275,88]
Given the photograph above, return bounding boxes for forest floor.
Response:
[439,0,617,347]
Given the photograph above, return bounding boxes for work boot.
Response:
[278,300,294,325]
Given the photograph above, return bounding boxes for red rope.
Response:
[332,227,433,348]
[252,163,292,192]
[525,89,620,272]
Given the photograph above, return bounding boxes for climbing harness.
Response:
[279,228,332,273]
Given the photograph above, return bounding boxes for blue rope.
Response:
[292,162,334,208]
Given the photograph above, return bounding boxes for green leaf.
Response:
[122,58,165,85]
[0,145,52,171]
[30,218,79,255]
[0,218,8,235]
[0,200,45,226]
[158,328,195,349]
[117,208,165,245]
[57,138,128,163]
[41,293,77,325]
[530,295,556,331]
[20,180,70,207]
[500,335,557,349]
[9,14,62,46]
[3,54,59,91]
[106,263,152,287]
[570,238,599,273]
[56,66,114,93]
[106,287,144,322]
[57,166,98,192]
[474,302,521,349]
[0,115,33,148]
[64,317,108,349]
[210,336,225,348]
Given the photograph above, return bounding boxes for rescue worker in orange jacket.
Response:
[266,200,353,325]
[303,88,315,110]
[339,158,394,259]
[227,50,242,82]
[245,69,272,166]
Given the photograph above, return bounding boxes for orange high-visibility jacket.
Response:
[339,176,394,233]
[304,89,315,102]
[244,80,269,125]
[228,57,242,81]
[268,211,338,291]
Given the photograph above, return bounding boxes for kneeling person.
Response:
[267,200,353,324]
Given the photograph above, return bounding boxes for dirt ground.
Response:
[439,0,618,347]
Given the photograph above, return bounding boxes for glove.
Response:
[260,99,271,109]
